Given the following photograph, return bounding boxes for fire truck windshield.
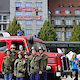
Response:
[28,41,47,51]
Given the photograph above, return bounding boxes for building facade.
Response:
[49,0,80,41]
[0,0,10,32]
[10,0,48,36]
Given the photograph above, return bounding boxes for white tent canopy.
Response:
[57,48,63,54]
[66,51,74,60]
[77,54,80,60]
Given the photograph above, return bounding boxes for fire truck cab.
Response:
[0,36,70,79]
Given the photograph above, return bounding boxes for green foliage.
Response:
[6,16,24,36]
[69,22,80,41]
[37,20,57,41]
[65,22,80,54]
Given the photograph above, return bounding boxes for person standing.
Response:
[14,52,26,80]
[2,48,13,80]
[28,46,42,80]
[70,52,79,80]
[10,44,18,80]
[24,51,30,80]
[10,44,18,60]
[38,47,48,80]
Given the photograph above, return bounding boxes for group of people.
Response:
[70,53,79,80]
[2,45,48,80]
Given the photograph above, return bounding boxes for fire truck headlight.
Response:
[46,66,52,71]
[55,66,57,71]
[58,65,61,71]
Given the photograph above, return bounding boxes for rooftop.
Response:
[49,0,80,16]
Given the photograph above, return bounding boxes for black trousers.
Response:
[71,69,78,80]
[12,75,16,80]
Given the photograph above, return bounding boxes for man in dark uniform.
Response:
[38,47,48,80]
[28,46,42,80]
[11,44,18,60]
[10,44,18,80]
[24,51,30,80]
[14,52,26,80]
[2,48,13,80]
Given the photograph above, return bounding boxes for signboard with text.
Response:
[16,16,41,20]
[16,7,39,11]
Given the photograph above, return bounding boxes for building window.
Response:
[26,20,32,25]
[36,12,38,15]
[69,5,74,8]
[36,2,42,7]
[26,29,32,35]
[3,16,7,20]
[76,19,80,25]
[26,12,32,16]
[0,25,1,30]
[59,4,64,8]
[16,2,21,7]
[55,10,60,14]
[75,10,80,14]
[65,19,72,25]
[66,31,71,38]
[36,20,42,25]
[17,21,22,24]
[78,6,80,7]
[26,2,32,7]
[3,25,7,30]
[16,12,21,16]
[0,16,2,20]
[55,19,61,25]
[36,29,40,34]
[36,12,42,16]
[56,32,61,39]
[65,10,70,14]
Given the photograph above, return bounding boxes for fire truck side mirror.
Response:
[28,36,34,44]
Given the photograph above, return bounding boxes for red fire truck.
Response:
[0,36,70,80]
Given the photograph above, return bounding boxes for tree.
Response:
[65,22,80,54]
[6,16,24,36]
[37,20,57,41]
[69,22,80,41]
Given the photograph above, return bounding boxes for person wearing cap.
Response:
[10,44,18,80]
[28,46,42,80]
[2,48,13,80]
[38,47,48,80]
[10,44,18,60]
[24,51,30,80]
[14,52,26,80]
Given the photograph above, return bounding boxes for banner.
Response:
[16,16,41,20]
[16,7,39,11]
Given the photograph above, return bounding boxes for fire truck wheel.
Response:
[61,73,64,77]
[66,74,68,78]
[70,72,72,78]
[56,77,61,80]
